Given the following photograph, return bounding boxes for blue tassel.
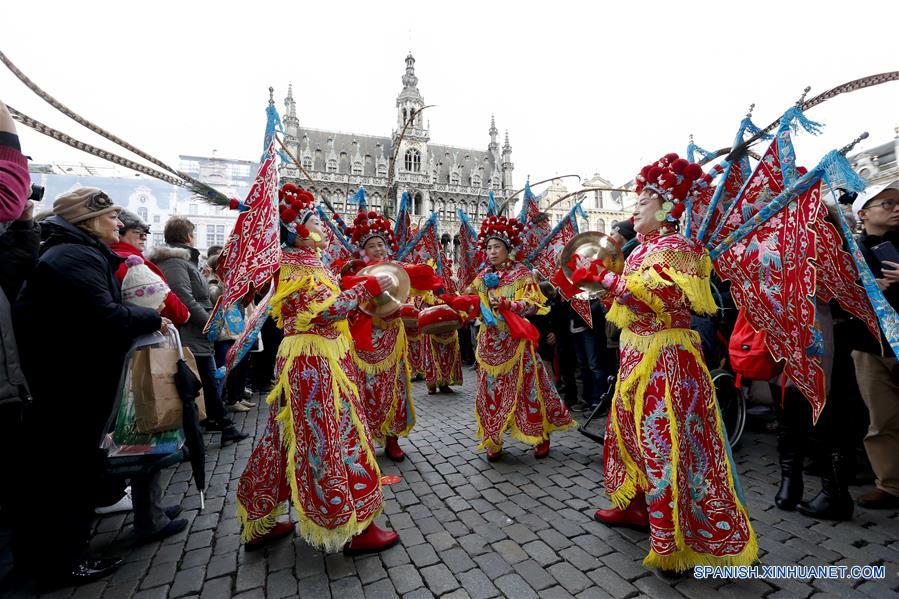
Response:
[487,191,497,217]
[743,118,774,141]
[686,142,716,163]
[348,187,367,211]
[519,182,537,223]
[394,191,411,247]
[781,106,824,136]
[820,150,867,193]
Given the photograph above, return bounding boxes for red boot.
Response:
[385,436,405,462]
[534,439,550,459]
[593,493,650,532]
[245,521,294,552]
[344,523,400,556]
[486,447,502,462]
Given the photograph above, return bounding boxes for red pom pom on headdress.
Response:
[478,215,523,251]
[278,183,315,225]
[349,209,395,249]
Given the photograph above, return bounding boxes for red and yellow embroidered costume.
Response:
[236,246,384,551]
[579,153,757,571]
[341,210,417,447]
[471,261,575,450]
[352,303,416,445]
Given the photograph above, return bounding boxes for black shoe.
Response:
[797,451,854,521]
[221,426,249,445]
[775,475,803,511]
[164,505,183,520]
[68,557,123,585]
[202,418,235,432]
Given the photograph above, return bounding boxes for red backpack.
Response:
[728,309,783,382]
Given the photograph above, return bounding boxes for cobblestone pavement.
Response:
[2,369,898,598]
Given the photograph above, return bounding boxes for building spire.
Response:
[503,130,511,154]
[402,53,419,90]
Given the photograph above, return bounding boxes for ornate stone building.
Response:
[534,175,636,234]
[279,54,514,238]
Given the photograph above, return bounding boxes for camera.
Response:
[28,184,44,203]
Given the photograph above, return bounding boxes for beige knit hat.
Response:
[122,255,170,310]
[53,187,122,224]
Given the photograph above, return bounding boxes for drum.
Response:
[418,305,462,335]
[400,304,421,331]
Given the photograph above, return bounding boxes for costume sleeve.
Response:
[314,282,377,323]
[506,274,549,317]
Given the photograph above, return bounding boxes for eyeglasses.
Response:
[87,191,114,211]
[867,199,899,211]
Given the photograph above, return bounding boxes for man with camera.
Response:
[0,99,40,546]
[851,179,899,510]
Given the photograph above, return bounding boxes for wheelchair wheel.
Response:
[710,368,746,449]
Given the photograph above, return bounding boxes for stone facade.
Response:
[536,175,636,234]
[279,54,514,241]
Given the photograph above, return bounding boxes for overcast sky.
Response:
[4,0,897,191]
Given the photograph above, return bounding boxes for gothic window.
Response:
[352,161,363,175]
[595,190,603,209]
[450,172,460,186]
[377,164,387,177]
[302,156,313,170]
[137,207,148,222]
[370,193,382,212]
[402,108,408,123]
[327,159,338,173]
[472,173,481,187]
[437,199,446,222]
[448,200,457,221]
[480,201,488,217]
[404,149,421,173]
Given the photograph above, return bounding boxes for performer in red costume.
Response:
[469,215,575,461]
[236,187,399,555]
[343,211,417,462]
[572,154,757,575]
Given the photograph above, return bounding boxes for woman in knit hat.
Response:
[13,187,170,586]
[111,209,189,325]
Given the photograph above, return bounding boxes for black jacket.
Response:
[0,219,39,405]
[14,216,161,447]
[849,229,899,357]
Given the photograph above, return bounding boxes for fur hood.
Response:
[146,245,193,263]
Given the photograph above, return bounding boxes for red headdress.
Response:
[278,183,316,239]
[477,215,524,252]
[634,153,711,223]
[345,210,398,254]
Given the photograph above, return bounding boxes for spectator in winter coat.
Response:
[0,100,38,525]
[151,217,247,445]
[110,210,189,325]
[13,187,169,586]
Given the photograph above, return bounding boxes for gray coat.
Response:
[150,244,213,356]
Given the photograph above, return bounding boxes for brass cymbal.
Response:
[559,231,624,297]
[358,261,411,317]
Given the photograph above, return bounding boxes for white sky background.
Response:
[3,0,897,193]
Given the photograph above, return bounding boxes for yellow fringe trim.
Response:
[237,499,288,543]
[605,251,716,329]
[377,348,416,440]
[354,319,409,375]
[474,343,576,451]
[475,337,526,379]
[271,348,383,552]
[277,330,351,362]
[607,330,759,571]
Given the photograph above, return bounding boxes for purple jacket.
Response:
[0,133,30,222]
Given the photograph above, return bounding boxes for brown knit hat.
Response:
[53,187,122,224]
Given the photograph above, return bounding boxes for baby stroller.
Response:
[100,328,207,509]
[578,279,747,449]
